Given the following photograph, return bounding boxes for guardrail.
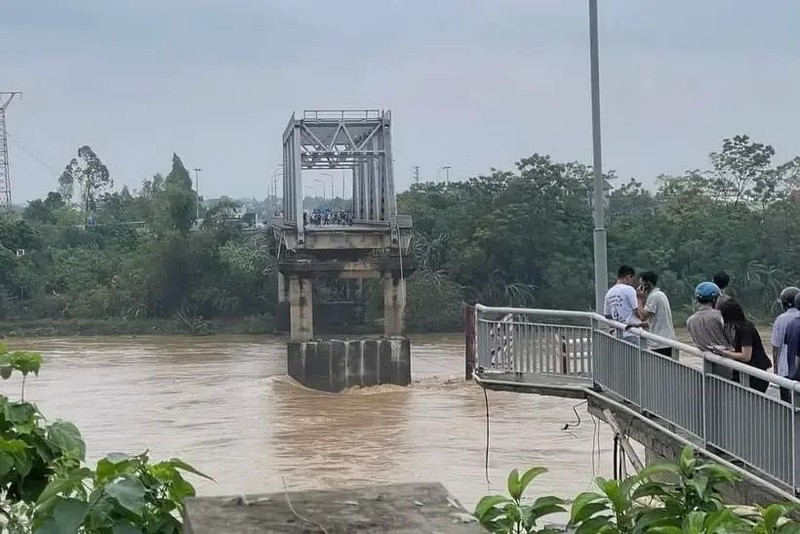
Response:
[473,303,800,496]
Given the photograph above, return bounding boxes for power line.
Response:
[7,133,60,173]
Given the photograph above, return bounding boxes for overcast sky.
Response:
[3,0,800,202]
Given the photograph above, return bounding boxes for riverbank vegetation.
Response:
[475,447,799,533]
[1,135,799,335]
[400,135,800,327]
[0,345,207,532]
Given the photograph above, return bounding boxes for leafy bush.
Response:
[477,447,800,533]
[0,344,209,533]
[473,467,566,533]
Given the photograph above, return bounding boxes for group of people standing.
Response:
[302,208,354,227]
[603,266,800,398]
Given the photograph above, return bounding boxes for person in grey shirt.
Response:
[636,271,676,358]
[687,281,733,379]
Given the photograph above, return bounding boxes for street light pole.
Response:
[589,0,608,314]
[193,168,202,221]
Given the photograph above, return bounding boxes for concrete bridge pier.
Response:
[288,275,313,341]
[383,272,405,337]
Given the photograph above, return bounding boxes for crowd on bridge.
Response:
[604,265,800,399]
[303,208,354,227]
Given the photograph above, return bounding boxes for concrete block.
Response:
[286,342,305,384]
[346,341,362,388]
[183,482,486,534]
[329,341,347,391]
[378,339,394,384]
[285,337,412,393]
[395,337,412,386]
[362,340,379,387]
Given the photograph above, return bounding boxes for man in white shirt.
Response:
[773,286,800,402]
[603,265,642,342]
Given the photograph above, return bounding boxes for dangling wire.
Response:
[483,386,492,490]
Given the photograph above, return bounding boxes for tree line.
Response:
[399,134,800,328]
[0,148,277,330]
[0,135,798,333]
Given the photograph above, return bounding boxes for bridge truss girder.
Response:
[282,110,397,246]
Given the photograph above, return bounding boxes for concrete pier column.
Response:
[383,272,405,337]
[289,275,313,341]
[277,273,288,303]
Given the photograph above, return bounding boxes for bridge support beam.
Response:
[383,272,405,337]
[587,393,795,506]
[277,273,287,303]
[289,275,313,341]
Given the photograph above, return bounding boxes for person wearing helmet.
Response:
[686,282,734,378]
[772,286,800,402]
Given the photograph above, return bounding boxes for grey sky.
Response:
[4,0,800,202]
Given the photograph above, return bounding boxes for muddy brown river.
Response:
[3,334,615,509]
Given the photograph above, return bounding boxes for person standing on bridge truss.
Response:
[603,265,644,343]
[635,271,677,359]
[772,286,800,402]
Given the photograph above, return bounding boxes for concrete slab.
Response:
[183,482,487,533]
[474,372,592,399]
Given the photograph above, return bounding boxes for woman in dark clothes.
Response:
[712,299,772,393]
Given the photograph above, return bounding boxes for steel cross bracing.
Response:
[0,92,21,210]
[0,110,10,209]
[282,110,397,246]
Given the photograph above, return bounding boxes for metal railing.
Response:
[474,304,800,496]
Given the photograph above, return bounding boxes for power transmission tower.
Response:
[0,92,22,210]
[412,165,420,184]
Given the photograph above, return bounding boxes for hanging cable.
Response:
[483,385,491,490]
[562,399,587,431]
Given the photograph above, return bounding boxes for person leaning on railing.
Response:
[709,299,772,393]
[603,265,645,342]
[686,282,734,380]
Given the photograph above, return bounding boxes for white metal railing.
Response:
[474,304,800,496]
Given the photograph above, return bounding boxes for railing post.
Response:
[637,334,644,407]
[702,357,712,449]
[465,304,476,380]
[793,388,800,494]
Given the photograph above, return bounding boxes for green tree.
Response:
[58,146,112,215]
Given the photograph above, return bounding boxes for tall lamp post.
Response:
[589,0,608,314]
[193,168,202,221]
[441,165,451,188]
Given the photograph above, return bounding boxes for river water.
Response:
[3,334,614,509]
